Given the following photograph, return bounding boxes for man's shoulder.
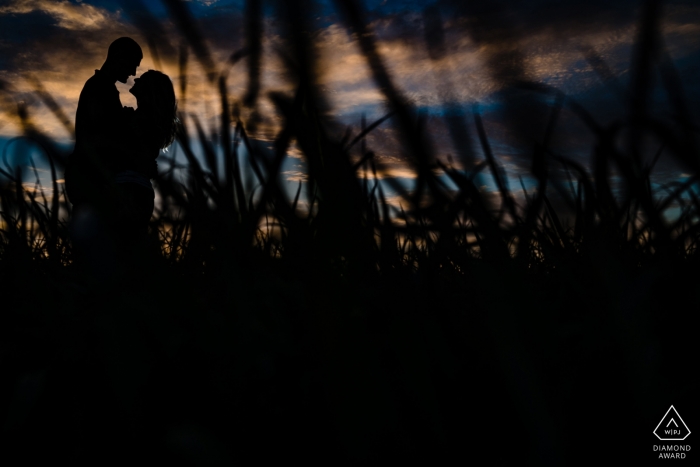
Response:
[81,70,118,97]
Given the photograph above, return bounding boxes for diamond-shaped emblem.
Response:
[654,405,691,441]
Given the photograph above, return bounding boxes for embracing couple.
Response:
[65,37,178,265]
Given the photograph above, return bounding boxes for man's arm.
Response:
[83,84,128,174]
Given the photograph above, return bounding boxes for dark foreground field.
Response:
[1,1,699,465]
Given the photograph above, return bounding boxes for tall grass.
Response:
[1,0,699,465]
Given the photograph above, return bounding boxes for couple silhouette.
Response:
[65,37,178,281]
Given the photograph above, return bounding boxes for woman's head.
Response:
[129,70,179,149]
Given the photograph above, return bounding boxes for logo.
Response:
[654,405,691,441]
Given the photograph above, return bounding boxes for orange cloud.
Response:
[0,0,115,31]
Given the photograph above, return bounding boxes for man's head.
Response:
[104,37,143,83]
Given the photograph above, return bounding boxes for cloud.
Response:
[281,170,308,182]
[0,0,115,31]
[1,0,699,197]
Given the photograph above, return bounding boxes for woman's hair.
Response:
[136,70,180,149]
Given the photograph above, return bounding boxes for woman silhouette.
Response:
[113,70,179,252]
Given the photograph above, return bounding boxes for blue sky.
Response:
[1,0,699,215]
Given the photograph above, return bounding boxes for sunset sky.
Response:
[1,0,699,209]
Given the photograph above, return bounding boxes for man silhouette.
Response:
[66,37,143,209]
[65,37,142,284]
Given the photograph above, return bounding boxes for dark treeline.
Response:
[1,0,699,465]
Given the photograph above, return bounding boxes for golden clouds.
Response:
[314,22,490,113]
[0,0,115,31]
[281,170,308,182]
[2,3,700,179]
